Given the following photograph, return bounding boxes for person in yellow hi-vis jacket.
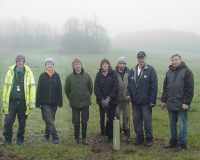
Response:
[2,55,36,145]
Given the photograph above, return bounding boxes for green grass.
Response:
[0,49,200,160]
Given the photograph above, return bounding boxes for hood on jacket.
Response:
[73,68,84,75]
[115,66,129,74]
[169,62,187,71]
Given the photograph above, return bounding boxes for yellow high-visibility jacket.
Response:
[2,64,36,115]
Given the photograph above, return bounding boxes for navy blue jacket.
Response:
[36,72,63,107]
[128,64,158,106]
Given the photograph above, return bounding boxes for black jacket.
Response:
[36,72,63,107]
[161,62,194,111]
[128,64,158,106]
[94,68,119,106]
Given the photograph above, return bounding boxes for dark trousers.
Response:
[133,104,153,142]
[72,107,89,140]
[168,110,188,145]
[99,105,116,139]
[41,105,58,140]
[3,100,27,142]
[99,105,106,135]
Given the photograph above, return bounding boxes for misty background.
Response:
[0,0,200,54]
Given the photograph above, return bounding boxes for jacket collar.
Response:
[169,62,187,71]
[99,67,113,74]
[45,71,56,77]
[9,64,31,73]
[73,68,84,75]
[115,66,129,73]
[131,64,149,84]
[135,64,149,70]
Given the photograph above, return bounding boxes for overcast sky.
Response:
[0,0,200,36]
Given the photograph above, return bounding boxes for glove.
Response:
[125,96,130,101]
[105,97,111,104]
[161,102,167,110]
[101,97,110,110]
[150,103,155,107]
[102,99,109,106]
[182,104,189,110]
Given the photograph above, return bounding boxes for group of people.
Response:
[1,52,194,151]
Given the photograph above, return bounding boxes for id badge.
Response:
[17,85,21,92]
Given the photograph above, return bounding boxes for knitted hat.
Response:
[117,56,127,64]
[45,57,54,66]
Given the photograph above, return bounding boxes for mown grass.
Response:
[0,49,199,160]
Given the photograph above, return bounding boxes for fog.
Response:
[1,0,200,36]
[0,0,200,53]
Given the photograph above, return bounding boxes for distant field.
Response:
[0,49,199,160]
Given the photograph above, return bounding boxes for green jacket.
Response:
[65,70,93,109]
[2,64,36,115]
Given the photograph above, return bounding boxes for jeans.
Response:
[99,105,106,135]
[168,111,188,145]
[132,104,153,142]
[41,105,58,140]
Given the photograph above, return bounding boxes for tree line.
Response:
[0,17,111,54]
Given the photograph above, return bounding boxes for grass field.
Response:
[0,49,199,160]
